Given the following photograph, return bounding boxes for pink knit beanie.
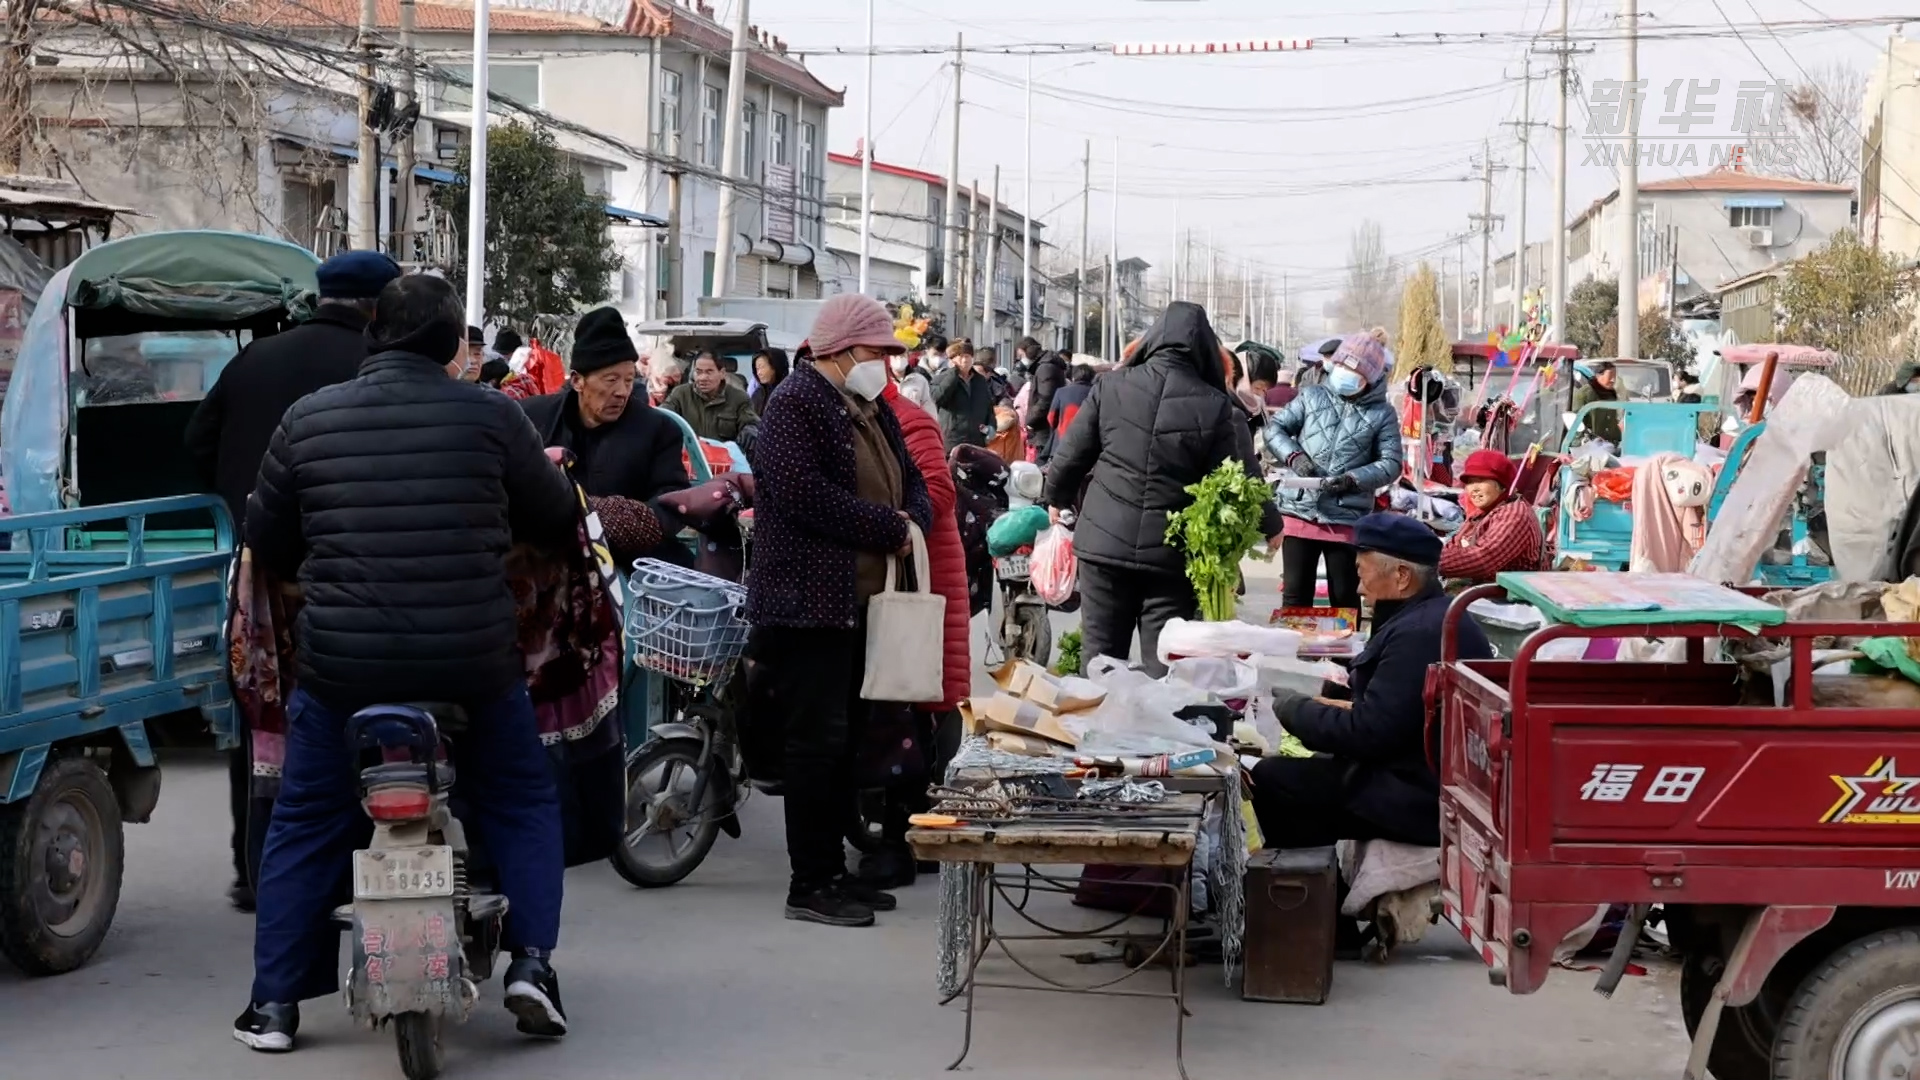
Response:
[807,294,906,358]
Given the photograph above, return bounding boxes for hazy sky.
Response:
[739,0,1896,312]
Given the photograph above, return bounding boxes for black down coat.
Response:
[246,349,580,711]
[521,388,690,505]
[183,303,371,527]
[1022,352,1070,460]
[1043,302,1282,577]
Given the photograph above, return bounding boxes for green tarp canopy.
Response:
[63,230,320,337]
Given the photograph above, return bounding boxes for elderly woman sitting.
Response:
[1438,449,1544,584]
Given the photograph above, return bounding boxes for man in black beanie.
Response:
[521,306,690,535]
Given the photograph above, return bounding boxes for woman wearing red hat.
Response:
[1439,449,1545,583]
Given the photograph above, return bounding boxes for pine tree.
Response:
[1394,262,1451,380]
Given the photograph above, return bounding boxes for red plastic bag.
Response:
[1030,525,1077,606]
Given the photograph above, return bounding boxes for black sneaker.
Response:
[232,1002,298,1053]
[503,956,569,1038]
[855,847,917,890]
[784,886,875,927]
[838,879,898,912]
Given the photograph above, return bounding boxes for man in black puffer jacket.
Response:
[1022,344,1069,463]
[235,274,579,1055]
[1043,302,1282,675]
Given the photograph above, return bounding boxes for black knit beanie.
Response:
[571,307,638,374]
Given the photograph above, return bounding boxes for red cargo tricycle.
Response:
[1434,575,1920,1080]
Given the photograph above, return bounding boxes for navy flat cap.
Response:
[1351,512,1442,566]
[316,250,402,300]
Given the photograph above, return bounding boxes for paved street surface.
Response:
[0,561,1691,1079]
[1,753,1689,1080]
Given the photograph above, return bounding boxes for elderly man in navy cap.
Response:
[1250,512,1491,855]
[185,248,402,913]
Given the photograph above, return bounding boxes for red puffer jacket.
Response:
[885,382,971,710]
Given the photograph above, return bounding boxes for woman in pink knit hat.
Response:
[1263,327,1404,613]
[745,293,933,929]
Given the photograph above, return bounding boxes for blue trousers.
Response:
[251,683,564,1004]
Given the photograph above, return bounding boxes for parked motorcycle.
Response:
[608,557,752,889]
[337,704,504,1080]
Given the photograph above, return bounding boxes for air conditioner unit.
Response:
[1743,226,1774,248]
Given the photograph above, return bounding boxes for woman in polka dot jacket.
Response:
[745,294,933,929]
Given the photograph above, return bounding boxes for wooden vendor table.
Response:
[910,791,1208,1080]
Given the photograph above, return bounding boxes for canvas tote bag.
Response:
[861,523,947,703]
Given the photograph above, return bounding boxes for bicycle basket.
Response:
[625,558,749,686]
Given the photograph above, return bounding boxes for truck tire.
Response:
[1772,927,1920,1080]
[1680,952,1776,1080]
[0,756,125,975]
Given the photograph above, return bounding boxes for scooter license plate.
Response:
[353,846,455,900]
[995,555,1030,579]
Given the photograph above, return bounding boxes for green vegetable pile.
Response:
[1053,630,1083,676]
[1164,459,1270,622]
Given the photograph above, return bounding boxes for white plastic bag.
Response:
[1163,656,1258,702]
[1155,617,1303,664]
[1078,657,1216,756]
[1029,525,1077,606]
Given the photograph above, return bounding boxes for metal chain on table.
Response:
[932,737,1247,994]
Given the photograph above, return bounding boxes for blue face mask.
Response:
[1327,367,1365,397]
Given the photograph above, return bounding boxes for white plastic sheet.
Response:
[1155,617,1303,664]
[1689,374,1856,584]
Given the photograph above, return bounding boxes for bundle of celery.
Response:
[1164,459,1269,622]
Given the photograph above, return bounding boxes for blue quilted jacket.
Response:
[1263,379,1403,525]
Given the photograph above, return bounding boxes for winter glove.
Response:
[1287,453,1322,478]
[1271,688,1312,726]
[1323,473,1360,496]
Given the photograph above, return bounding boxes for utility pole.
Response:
[857,0,874,294]
[710,0,750,298]
[463,0,490,327]
[943,33,963,331]
[1108,136,1119,358]
[1509,65,1535,329]
[1021,54,1033,341]
[1618,0,1640,358]
[984,166,1000,352]
[355,0,378,251]
[961,181,978,341]
[665,165,685,316]
[395,0,416,259]
[1241,260,1252,342]
[1545,0,1580,345]
[1455,236,1467,338]
[1469,140,1505,333]
[1170,199,1180,302]
[1077,139,1089,354]
[1281,272,1289,345]
[1205,230,1216,314]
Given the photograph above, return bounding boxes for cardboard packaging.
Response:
[978,692,1087,748]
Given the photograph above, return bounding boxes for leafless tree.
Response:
[1335,219,1400,331]
[1762,60,1865,187]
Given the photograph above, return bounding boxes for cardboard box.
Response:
[1024,674,1106,713]
[985,730,1065,757]
[978,692,1087,748]
[959,699,985,737]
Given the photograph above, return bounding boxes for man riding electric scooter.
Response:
[234,273,580,1053]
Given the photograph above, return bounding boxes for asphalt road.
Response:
[0,565,1693,1080]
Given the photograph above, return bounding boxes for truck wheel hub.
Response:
[1839,991,1920,1080]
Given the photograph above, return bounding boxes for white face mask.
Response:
[1327,366,1365,397]
[890,355,911,375]
[845,359,890,401]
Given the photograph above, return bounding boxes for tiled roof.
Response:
[1639,170,1853,194]
[244,0,615,34]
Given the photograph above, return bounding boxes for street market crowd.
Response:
[189,249,1530,1055]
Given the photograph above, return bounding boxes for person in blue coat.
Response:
[1251,514,1490,850]
[1264,328,1403,612]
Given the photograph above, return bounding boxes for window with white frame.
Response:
[771,110,789,167]
[800,119,817,181]
[658,70,682,155]
[827,194,860,224]
[1729,205,1777,228]
[700,84,723,167]
[438,63,540,113]
[743,102,760,175]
